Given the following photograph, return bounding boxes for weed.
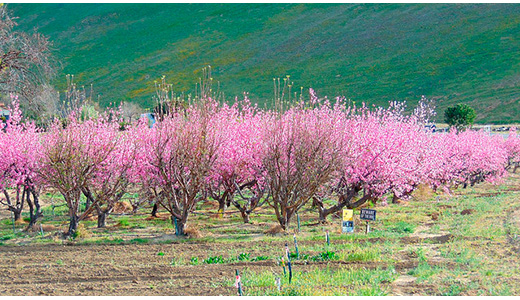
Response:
[237,252,250,261]
[56,259,64,265]
[157,251,165,256]
[128,238,148,244]
[310,250,338,262]
[442,284,464,296]
[204,255,225,264]
[170,257,184,266]
[0,234,15,241]
[342,248,381,262]
[251,255,269,261]
[189,257,199,265]
[118,217,130,227]
[391,221,416,234]
[408,262,438,282]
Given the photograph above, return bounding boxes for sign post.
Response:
[359,209,376,234]
[342,209,354,233]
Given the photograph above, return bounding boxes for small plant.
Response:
[408,262,437,282]
[118,217,130,227]
[204,255,225,264]
[0,234,15,241]
[56,259,64,265]
[170,257,184,266]
[157,251,165,256]
[311,250,338,262]
[128,238,149,244]
[251,255,269,261]
[391,221,416,234]
[189,257,199,265]
[237,252,250,261]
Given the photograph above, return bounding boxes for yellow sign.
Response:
[342,209,353,221]
[342,209,354,233]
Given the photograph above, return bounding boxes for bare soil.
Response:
[0,241,397,296]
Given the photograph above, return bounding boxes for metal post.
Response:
[293,234,299,260]
[285,243,292,283]
[11,211,15,234]
[297,213,301,232]
[366,221,370,234]
[174,217,179,236]
[275,277,281,291]
[326,230,330,246]
[235,269,243,296]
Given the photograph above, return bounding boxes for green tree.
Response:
[444,104,476,130]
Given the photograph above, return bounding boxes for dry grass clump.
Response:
[74,223,91,239]
[113,201,133,214]
[28,223,58,232]
[413,184,435,201]
[184,226,203,238]
[264,224,284,235]
[15,218,28,225]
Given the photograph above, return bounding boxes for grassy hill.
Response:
[9,3,520,123]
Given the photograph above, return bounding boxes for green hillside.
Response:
[9,3,520,123]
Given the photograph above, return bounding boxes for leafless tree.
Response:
[0,5,55,117]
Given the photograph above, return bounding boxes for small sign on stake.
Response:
[360,209,377,221]
[342,209,354,233]
[360,209,377,234]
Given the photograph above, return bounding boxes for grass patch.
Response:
[231,266,397,295]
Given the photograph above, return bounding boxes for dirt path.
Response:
[390,222,449,296]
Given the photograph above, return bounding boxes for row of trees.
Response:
[1,92,518,237]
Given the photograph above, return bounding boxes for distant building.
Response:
[0,102,10,122]
[140,112,156,128]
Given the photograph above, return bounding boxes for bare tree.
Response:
[0,5,55,117]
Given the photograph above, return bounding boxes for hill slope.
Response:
[9,3,520,123]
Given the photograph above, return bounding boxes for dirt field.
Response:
[0,237,448,296]
[1,174,520,296]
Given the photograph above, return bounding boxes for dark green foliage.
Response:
[444,104,477,130]
[204,255,225,264]
[237,252,250,261]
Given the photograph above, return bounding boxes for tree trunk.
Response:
[172,215,187,236]
[239,209,250,224]
[67,214,79,237]
[85,196,92,211]
[13,210,21,222]
[97,211,108,228]
[26,188,41,229]
[217,198,226,219]
[318,207,328,223]
[151,203,158,217]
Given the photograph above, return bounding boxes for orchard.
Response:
[0,91,517,237]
